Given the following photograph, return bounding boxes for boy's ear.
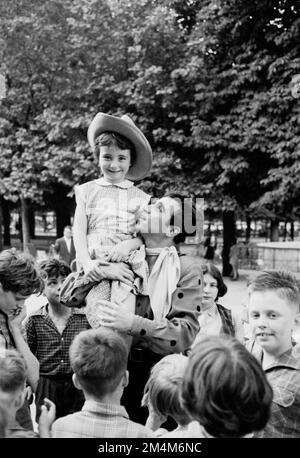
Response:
[122,370,129,388]
[72,373,82,391]
[293,312,300,330]
[15,387,26,411]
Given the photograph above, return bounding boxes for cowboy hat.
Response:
[87,112,152,181]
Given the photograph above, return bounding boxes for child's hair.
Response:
[181,335,273,438]
[39,258,71,281]
[69,328,128,398]
[0,249,43,296]
[142,354,190,425]
[0,349,27,395]
[249,270,300,311]
[202,262,227,298]
[94,131,136,164]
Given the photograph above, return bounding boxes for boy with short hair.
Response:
[181,335,273,438]
[247,270,300,438]
[0,349,37,438]
[24,258,90,421]
[0,248,43,429]
[48,328,154,438]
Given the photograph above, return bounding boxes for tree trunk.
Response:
[222,210,236,277]
[20,196,31,252]
[2,197,11,246]
[270,219,279,242]
[290,221,294,241]
[0,197,3,251]
[283,221,287,241]
[29,207,35,239]
[54,204,71,238]
[246,215,251,243]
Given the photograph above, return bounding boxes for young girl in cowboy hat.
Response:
[72,113,152,330]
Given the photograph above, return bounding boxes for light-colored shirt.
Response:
[192,302,222,347]
[64,236,72,253]
[51,400,154,438]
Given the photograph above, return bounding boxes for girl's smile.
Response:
[99,145,131,184]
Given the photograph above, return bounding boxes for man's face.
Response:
[64,228,72,239]
[248,290,298,357]
[139,197,181,237]
[0,286,27,317]
[43,275,66,307]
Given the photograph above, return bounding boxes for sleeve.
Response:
[74,183,87,206]
[23,317,38,355]
[129,259,202,355]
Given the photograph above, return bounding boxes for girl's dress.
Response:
[75,177,151,328]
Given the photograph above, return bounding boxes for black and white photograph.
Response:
[0,0,300,449]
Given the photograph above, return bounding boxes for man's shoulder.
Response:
[179,254,202,273]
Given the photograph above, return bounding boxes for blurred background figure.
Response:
[229,239,239,281]
[53,226,76,267]
[203,233,217,263]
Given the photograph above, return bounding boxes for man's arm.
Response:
[98,259,202,355]
[9,311,39,391]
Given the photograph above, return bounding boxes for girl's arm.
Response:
[73,198,109,281]
[106,236,143,262]
[73,198,90,270]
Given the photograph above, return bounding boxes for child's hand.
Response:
[8,306,26,330]
[145,405,167,431]
[38,398,56,438]
[83,259,110,282]
[106,246,130,263]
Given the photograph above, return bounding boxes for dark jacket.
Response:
[54,237,76,266]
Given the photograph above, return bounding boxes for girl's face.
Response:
[202,273,219,308]
[99,145,131,184]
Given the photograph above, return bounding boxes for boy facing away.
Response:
[44,328,154,438]
[24,258,90,421]
[181,335,273,438]
[247,270,300,438]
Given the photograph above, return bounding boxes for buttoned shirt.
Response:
[24,304,90,376]
[51,400,154,438]
[247,341,300,438]
[64,236,72,253]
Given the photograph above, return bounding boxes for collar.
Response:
[249,341,300,371]
[82,400,129,418]
[97,177,134,189]
[28,303,85,317]
[200,301,218,318]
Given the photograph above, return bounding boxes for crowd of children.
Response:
[1,111,300,439]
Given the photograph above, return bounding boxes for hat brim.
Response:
[87,113,152,181]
